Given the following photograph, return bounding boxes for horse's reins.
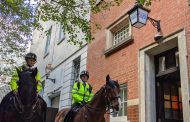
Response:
[13,93,41,114]
[84,85,120,114]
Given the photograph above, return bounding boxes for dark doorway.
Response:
[155,48,183,122]
[46,107,58,122]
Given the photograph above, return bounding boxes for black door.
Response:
[155,48,183,122]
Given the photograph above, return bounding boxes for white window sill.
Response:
[110,116,129,122]
[104,35,133,56]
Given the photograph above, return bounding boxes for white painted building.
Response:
[30,20,88,110]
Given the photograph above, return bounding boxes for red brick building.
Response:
[87,0,190,122]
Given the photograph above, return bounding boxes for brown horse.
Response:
[55,75,120,122]
[0,68,47,122]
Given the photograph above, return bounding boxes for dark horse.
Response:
[55,75,120,122]
[0,68,47,122]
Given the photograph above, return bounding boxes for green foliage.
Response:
[0,0,34,76]
[0,0,151,76]
[36,0,124,46]
[138,0,152,6]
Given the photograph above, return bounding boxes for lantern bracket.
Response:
[148,17,161,32]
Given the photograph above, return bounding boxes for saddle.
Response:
[64,104,82,122]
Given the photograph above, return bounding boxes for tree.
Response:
[36,0,152,45]
[0,0,151,76]
[0,0,37,76]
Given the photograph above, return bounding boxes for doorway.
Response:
[155,48,183,122]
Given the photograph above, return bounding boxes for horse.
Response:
[55,75,121,122]
[0,68,47,122]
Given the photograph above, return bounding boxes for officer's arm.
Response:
[87,90,94,102]
[10,69,19,92]
[87,84,94,102]
[72,82,82,103]
[36,70,42,93]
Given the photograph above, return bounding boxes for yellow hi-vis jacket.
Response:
[10,65,42,93]
[72,81,94,104]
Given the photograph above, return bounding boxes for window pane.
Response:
[173,110,179,119]
[172,102,178,110]
[164,85,170,100]
[164,95,170,100]
[59,27,65,40]
[124,102,127,116]
[113,25,129,45]
[118,103,123,116]
[158,56,165,72]
[124,87,127,101]
[175,51,179,67]
[165,108,172,119]
[171,86,178,101]
[111,84,127,118]
[164,101,171,109]
[171,96,178,101]
[119,90,123,102]
[73,57,81,81]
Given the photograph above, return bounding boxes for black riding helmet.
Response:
[80,70,89,79]
[25,52,37,61]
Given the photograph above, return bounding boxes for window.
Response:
[163,85,183,120]
[51,95,60,108]
[105,15,133,56]
[72,57,81,82]
[57,25,65,45]
[111,84,127,122]
[113,25,130,45]
[155,48,179,75]
[44,27,52,57]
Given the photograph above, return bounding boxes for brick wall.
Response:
[127,105,139,122]
[88,0,190,121]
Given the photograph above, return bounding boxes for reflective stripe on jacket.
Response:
[72,81,94,104]
[9,65,42,93]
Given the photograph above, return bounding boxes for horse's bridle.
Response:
[104,85,121,113]
[13,93,41,114]
[84,85,120,114]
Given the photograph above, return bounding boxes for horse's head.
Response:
[105,75,120,112]
[16,67,38,104]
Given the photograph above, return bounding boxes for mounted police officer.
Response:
[10,52,42,95]
[0,53,42,105]
[72,70,94,107]
[65,70,94,122]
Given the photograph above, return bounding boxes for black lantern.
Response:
[127,3,162,41]
[127,4,150,28]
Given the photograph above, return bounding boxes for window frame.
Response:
[51,95,60,108]
[104,15,133,56]
[72,56,81,82]
[110,84,128,121]
[44,26,52,58]
[57,25,65,45]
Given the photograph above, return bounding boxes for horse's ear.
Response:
[106,75,110,84]
[32,68,38,78]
